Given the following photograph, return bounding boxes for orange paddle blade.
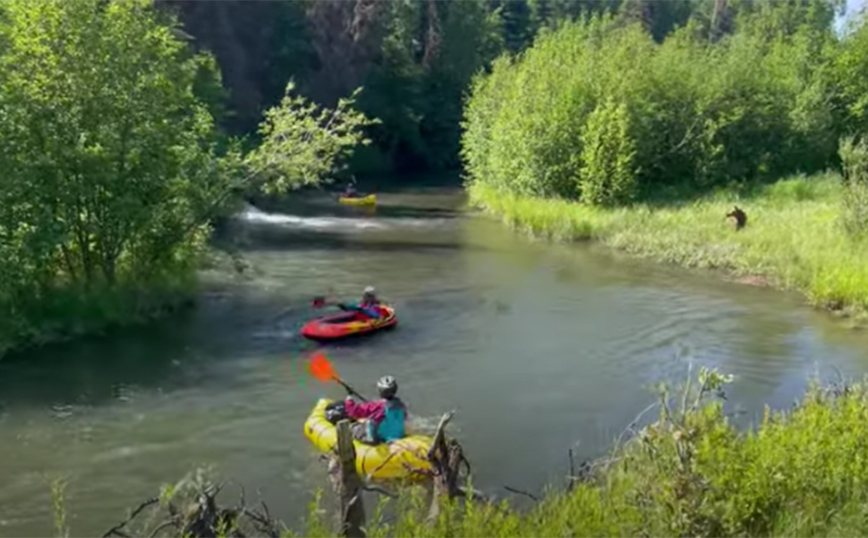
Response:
[308,352,336,382]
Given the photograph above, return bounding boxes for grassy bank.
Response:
[67,369,868,537]
[292,368,868,537]
[467,172,868,319]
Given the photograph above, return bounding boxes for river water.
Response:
[2,180,868,536]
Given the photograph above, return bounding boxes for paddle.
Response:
[312,294,353,312]
[308,352,368,402]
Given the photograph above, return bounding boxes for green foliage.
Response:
[831,17,868,136]
[461,2,842,206]
[247,82,377,195]
[0,0,225,354]
[838,136,868,239]
[48,475,69,538]
[469,171,868,316]
[353,0,504,172]
[0,0,373,357]
[578,97,639,206]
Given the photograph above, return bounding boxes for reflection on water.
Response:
[1,184,868,536]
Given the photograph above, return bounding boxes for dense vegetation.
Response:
[462,0,855,204]
[156,0,736,175]
[295,370,868,537]
[462,0,868,315]
[0,0,765,357]
[0,0,373,357]
[68,369,868,537]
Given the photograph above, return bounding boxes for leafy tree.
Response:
[461,3,847,206]
[0,0,374,355]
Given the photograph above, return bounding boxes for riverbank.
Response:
[84,370,868,537]
[467,172,868,322]
[295,370,868,537]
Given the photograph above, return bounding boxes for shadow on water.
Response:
[0,287,325,410]
[231,229,479,255]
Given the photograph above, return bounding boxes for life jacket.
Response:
[358,300,382,319]
[366,398,407,443]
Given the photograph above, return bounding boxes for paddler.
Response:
[344,375,408,444]
[337,286,383,319]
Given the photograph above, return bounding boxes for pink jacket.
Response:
[345,397,408,426]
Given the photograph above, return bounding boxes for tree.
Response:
[0,0,375,355]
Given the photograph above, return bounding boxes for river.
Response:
[2,179,868,536]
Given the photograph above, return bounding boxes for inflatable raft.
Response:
[300,305,397,341]
[338,194,377,206]
[303,398,433,481]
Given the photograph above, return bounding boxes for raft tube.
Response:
[303,398,433,481]
[300,305,397,341]
[338,194,377,206]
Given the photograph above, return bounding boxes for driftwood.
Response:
[425,410,479,521]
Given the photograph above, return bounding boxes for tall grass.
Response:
[468,171,868,317]
[289,368,868,537]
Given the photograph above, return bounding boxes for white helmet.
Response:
[364,286,376,295]
[377,375,397,399]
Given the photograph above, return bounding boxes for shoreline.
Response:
[466,173,868,326]
[64,370,868,538]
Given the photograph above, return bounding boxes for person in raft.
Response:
[344,375,408,444]
[343,183,359,198]
[337,286,383,319]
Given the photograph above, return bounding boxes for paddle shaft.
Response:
[334,376,368,402]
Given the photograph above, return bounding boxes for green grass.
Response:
[0,274,197,359]
[290,369,868,538]
[468,172,868,318]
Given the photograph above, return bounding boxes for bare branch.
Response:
[102,498,160,538]
[503,485,539,502]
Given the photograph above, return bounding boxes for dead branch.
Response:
[103,498,160,538]
[102,481,281,538]
[426,410,455,462]
[362,484,397,498]
[427,410,474,522]
[503,486,539,502]
[364,450,398,482]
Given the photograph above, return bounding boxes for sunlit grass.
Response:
[468,172,868,318]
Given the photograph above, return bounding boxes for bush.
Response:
[460,5,839,207]
[578,96,639,206]
[838,136,868,239]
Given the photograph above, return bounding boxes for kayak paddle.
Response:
[308,352,368,402]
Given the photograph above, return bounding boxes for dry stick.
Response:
[503,486,539,502]
[102,498,160,538]
[365,450,398,481]
[147,519,179,538]
[567,448,576,492]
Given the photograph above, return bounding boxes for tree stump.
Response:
[426,411,465,522]
[334,420,366,538]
